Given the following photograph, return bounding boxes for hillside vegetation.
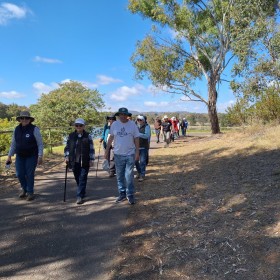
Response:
[111,125,280,280]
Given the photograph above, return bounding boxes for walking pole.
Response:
[95,143,101,178]
[63,164,68,202]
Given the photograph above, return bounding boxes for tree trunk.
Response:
[207,81,221,134]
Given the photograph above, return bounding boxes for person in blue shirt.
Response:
[180,118,188,136]
[135,115,151,182]
[6,111,44,201]
[99,114,116,177]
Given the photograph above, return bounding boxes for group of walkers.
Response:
[154,115,188,148]
[6,109,187,205]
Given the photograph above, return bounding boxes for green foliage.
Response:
[225,99,252,126]
[0,119,17,155]
[229,17,280,125]
[28,81,105,150]
[0,102,28,120]
[30,81,105,128]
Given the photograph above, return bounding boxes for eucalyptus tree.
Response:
[231,18,280,123]
[128,0,279,133]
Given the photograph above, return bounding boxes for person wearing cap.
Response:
[64,118,95,204]
[161,115,172,148]
[104,107,140,205]
[180,117,188,136]
[170,116,179,140]
[6,111,44,201]
[135,115,151,182]
[99,114,116,177]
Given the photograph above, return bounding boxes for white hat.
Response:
[163,115,168,119]
[74,118,85,125]
[137,115,145,120]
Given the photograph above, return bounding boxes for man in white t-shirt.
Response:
[105,107,140,204]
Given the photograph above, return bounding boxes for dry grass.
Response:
[110,126,280,280]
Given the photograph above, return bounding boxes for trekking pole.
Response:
[63,164,68,202]
[95,143,101,178]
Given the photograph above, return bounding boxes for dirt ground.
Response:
[1,129,279,280]
[109,130,280,280]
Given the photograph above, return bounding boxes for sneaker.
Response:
[76,197,83,204]
[138,176,144,182]
[115,192,126,203]
[134,173,140,179]
[19,191,27,199]
[26,193,34,201]
[109,172,115,178]
[127,195,135,205]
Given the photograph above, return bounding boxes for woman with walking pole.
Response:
[64,118,95,204]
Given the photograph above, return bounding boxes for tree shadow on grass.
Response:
[113,146,280,280]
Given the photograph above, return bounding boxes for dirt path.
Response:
[0,156,129,280]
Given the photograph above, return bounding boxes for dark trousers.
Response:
[73,163,89,198]
[155,129,161,143]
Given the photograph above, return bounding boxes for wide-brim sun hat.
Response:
[16,111,35,122]
[74,118,85,125]
[115,107,131,116]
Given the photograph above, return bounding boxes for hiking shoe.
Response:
[109,172,115,178]
[138,176,144,182]
[76,197,83,204]
[127,195,135,205]
[26,193,34,201]
[19,191,27,199]
[115,192,126,203]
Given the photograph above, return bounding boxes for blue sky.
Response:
[0,0,236,114]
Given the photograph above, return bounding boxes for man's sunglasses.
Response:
[75,124,84,127]
[20,117,30,120]
[137,119,143,121]
[108,118,115,120]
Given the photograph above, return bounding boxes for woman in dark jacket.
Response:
[64,118,95,204]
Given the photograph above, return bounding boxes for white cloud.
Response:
[144,101,169,107]
[0,3,30,25]
[217,99,236,112]
[32,79,99,96]
[33,56,62,64]
[81,81,98,88]
[0,90,25,99]
[96,75,122,85]
[32,82,59,95]
[60,79,98,89]
[110,85,141,101]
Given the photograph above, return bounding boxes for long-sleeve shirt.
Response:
[8,126,44,157]
[138,124,151,150]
